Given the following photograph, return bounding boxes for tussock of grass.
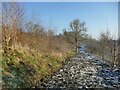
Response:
[2,47,75,88]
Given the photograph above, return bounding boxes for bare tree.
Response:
[63,19,87,53]
[47,29,54,52]
[98,30,118,67]
[2,2,24,48]
[118,38,120,68]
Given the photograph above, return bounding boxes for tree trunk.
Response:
[113,40,116,66]
[75,37,78,54]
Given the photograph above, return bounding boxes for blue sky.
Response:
[23,2,118,39]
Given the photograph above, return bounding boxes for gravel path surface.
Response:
[46,53,120,88]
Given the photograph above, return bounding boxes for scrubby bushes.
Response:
[2,45,74,88]
[1,2,75,88]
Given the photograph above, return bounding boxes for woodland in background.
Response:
[1,2,120,88]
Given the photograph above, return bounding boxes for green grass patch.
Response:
[2,47,75,88]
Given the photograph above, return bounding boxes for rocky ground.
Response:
[45,53,120,88]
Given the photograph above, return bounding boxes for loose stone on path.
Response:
[45,53,120,88]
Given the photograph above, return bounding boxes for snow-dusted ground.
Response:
[46,53,120,88]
